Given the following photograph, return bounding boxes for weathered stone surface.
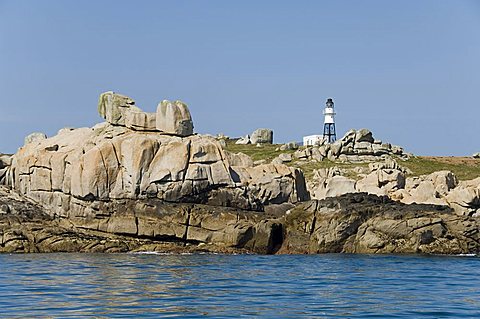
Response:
[314,175,356,199]
[24,132,47,145]
[308,162,480,218]
[0,154,12,169]
[355,128,374,143]
[250,128,273,144]
[125,110,156,131]
[280,193,480,255]
[277,153,292,163]
[11,121,306,212]
[0,186,283,254]
[299,129,407,164]
[356,169,405,196]
[225,151,254,167]
[310,163,407,200]
[280,142,299,151]
[445,178,480,216]
[98,91,140,126]
[156,100,193,136]
[1,185,478,255]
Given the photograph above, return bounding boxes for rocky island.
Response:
[1,92,479,255]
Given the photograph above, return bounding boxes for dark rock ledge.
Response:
[2,186,479,255]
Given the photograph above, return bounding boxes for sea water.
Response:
[0,253,479,318]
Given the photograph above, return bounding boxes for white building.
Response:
[303,134,323,146]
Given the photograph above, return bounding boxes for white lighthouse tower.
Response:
[323,98,336,143]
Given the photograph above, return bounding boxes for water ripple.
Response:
[0,253,479,318]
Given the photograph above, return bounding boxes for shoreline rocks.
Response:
[280,193,479,254]
[1,186,478,255]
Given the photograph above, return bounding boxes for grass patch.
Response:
[401,156,480,181]
[225,140,295,162]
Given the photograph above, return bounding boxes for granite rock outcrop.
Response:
[280,193,480,254]
[309,159,480,217]
[294,128,407,163]
[8,93,308,218]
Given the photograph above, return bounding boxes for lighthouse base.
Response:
[323,123,336,143]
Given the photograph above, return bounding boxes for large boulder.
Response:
[445,178,480,216]
[156,100,194,136]
[250,128,273,144]
[98,91,140,126]
[355,128,374,143]
[280,141,299,151]
[314,175,356,199]
[302,129,407,163]
[356,168,405,196]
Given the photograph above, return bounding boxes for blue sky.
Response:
[1,0,479,155]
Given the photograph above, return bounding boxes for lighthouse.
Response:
[323,98,336,143]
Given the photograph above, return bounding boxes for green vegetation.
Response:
[401,156,480,181]
[225,141,480,182]
[225,140,295,162]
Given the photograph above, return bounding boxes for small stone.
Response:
[278,153,292,162]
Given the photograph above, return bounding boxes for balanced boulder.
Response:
[98,91,140,126]
[156,100,194,136]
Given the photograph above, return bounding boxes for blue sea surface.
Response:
[0,253,479,318]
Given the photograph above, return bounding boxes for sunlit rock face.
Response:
[9,92,309,216]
